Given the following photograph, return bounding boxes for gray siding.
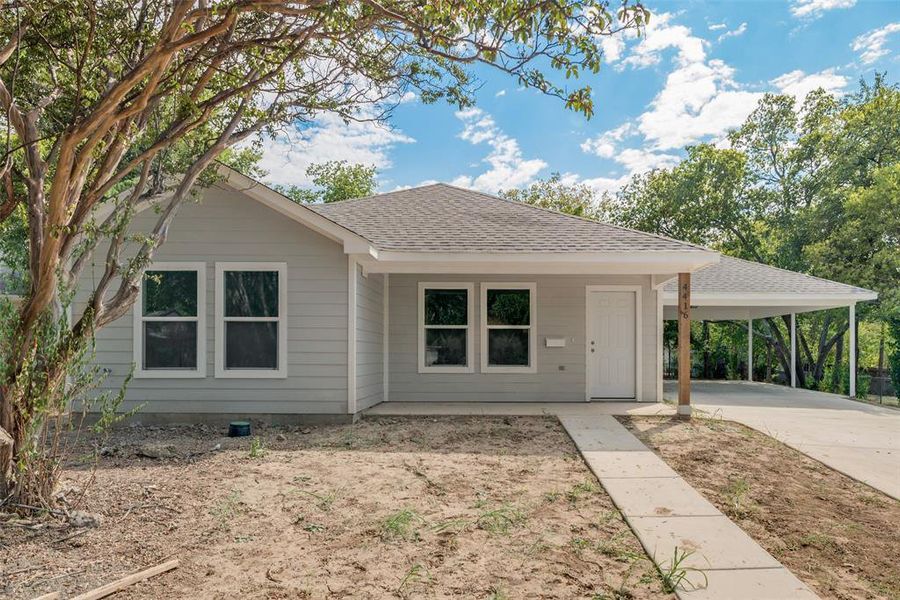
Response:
[83,184,349,414]
[355,266,384,410]
[387,274,660,403]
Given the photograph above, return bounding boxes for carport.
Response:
[661,256,878,405]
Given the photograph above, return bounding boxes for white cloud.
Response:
[257,113,414,188]
[495,89,507,97]
[771,68,849,99]
[615,148,682,173]
[708,23,727,31]
[790,0,856,19]
[620,13,706,70]
[851,22,900,64]
[599,34,626,64]
[580,123,635,158]
[638,58,762,150]
[718,22,747,42]
[451,108,546,193]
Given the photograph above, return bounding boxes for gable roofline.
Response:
[310,181,714,254]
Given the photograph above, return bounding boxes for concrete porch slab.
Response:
[365,401,674,417]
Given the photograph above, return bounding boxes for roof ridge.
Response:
[719,255,875,294]
[305,183,447,208]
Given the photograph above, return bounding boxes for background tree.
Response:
[0,0,650,505]
[276,160,377,203]
[500,172,600,218]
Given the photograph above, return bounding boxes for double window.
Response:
[418,282,474,373]
[215,263,287,378]
[481,283,536,373]
[134,263,206,378]
[418,282,536,374]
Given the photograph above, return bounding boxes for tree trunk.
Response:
[832,334,844,393]
[702,321,710,379]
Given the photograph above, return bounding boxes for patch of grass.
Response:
[475,504,526,534]
[487,584,509,600]
[598,531,645,563]
[570,536,592,551]
[210,489,242,530]
[722,477,752,518]
[380,508,423,541]
[397,563,430,597]
[656,547,708,593]
[543,490,562,503]
[248,436,267,458]
[795,532,840,552]
[431,517,470,535]
[566,479,599,503]
[296,488,339,512]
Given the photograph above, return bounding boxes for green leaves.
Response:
[275,160,377,204]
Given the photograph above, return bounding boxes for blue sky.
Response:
[258,0,900,196]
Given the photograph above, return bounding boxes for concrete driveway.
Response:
[665,380,900,500]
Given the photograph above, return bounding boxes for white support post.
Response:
[790,313,797,388]
[748,318,753,382]
[849,303,857,399]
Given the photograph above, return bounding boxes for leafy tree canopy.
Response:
[276,161,377,204]
[500,172,600,219]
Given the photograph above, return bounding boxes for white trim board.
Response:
[348,256,358,413]
[584,284,643,403]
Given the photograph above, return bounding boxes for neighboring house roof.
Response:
[307,183,708,254]
[663,255,876,298]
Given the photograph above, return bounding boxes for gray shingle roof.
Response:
[307,183,708,253]
[664,255,875,297]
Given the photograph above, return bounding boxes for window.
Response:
[418,282,474,373]
[133,262,206,378]
[215,263,287,378]
[481,283,537,373]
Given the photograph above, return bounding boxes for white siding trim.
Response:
[214,262,288,379]
[418,282,475,374]
[480,282,538,374]
[133,261,207,379]
[348,256,358,413]
[383,273,390,401]
[584,285,643,402]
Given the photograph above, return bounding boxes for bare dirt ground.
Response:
[3,416,672,599]
[620,415,900,600]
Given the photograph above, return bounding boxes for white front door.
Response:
[587,290,636,399]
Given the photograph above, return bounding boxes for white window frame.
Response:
[418,282,474,374]
[133,261,206,379]
[215,262,288,378]
[480,282,537,374]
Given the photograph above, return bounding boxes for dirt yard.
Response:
[3,416,671,599]
[620,416,900,600]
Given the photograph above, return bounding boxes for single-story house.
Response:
[80,166,876,422]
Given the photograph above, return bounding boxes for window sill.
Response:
[214,369,288,379]
[480,365,538,374]
[417,365,474,374]
[134,369,206,379]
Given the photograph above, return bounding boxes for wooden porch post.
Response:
[678,273,691,416]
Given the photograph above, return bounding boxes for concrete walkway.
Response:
[560,415,817,600]
[664,381,900,500]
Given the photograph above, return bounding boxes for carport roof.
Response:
[662,256,877,320]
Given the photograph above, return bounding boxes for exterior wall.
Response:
[355,266,384,410]
[83,184,349,415]
[387,274,660,403]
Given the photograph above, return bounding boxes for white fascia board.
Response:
[660,291,878,306]
[359,250,718,275]
[220,167,376,256]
